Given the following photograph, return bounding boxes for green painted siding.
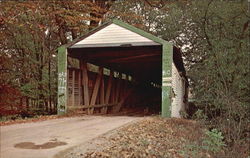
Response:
[57,46,67,115]
[162,43,173,117]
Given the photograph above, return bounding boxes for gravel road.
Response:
[0,115,141,158]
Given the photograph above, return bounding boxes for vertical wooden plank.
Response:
[123,75,130,108]
[79,65,83,106]
[100,78,105,104]
[105,70,114,103]
[89,67,103,114]
[121,74,127,99]
[115,73,122,103]
[122,74,129,97]
[119,81,124,103]
[78,70,81,106]
[111,78,116,103]
[96,93,100,104]
[100,76,105,114]
[119,75,126,103]
[72,70,75,106]
[80,61,90,106]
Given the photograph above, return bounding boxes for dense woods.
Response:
[0,0,114,115]
[0,0,249,157]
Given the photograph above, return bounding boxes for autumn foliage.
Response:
[0,0,114,116]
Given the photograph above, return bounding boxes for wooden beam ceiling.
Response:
[103,54,160,63]
[68,45,162,83]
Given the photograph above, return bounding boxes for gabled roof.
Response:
[71,23,159,48]
[66,19,168,48]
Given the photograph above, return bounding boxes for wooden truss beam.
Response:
[80,61,90,106]
[90,67,103,105]
[89,67,103,114]
[113,89,133,113]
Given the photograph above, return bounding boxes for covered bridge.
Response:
[57,20,188,117]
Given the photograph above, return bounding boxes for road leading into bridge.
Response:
[0,115,141,158]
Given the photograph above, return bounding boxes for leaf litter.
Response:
[81,116,204,158]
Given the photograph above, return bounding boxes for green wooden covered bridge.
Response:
[57,19,188,117]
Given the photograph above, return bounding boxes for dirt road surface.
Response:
[0,116,141,158]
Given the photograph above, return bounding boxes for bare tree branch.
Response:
[203,0,214,50]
